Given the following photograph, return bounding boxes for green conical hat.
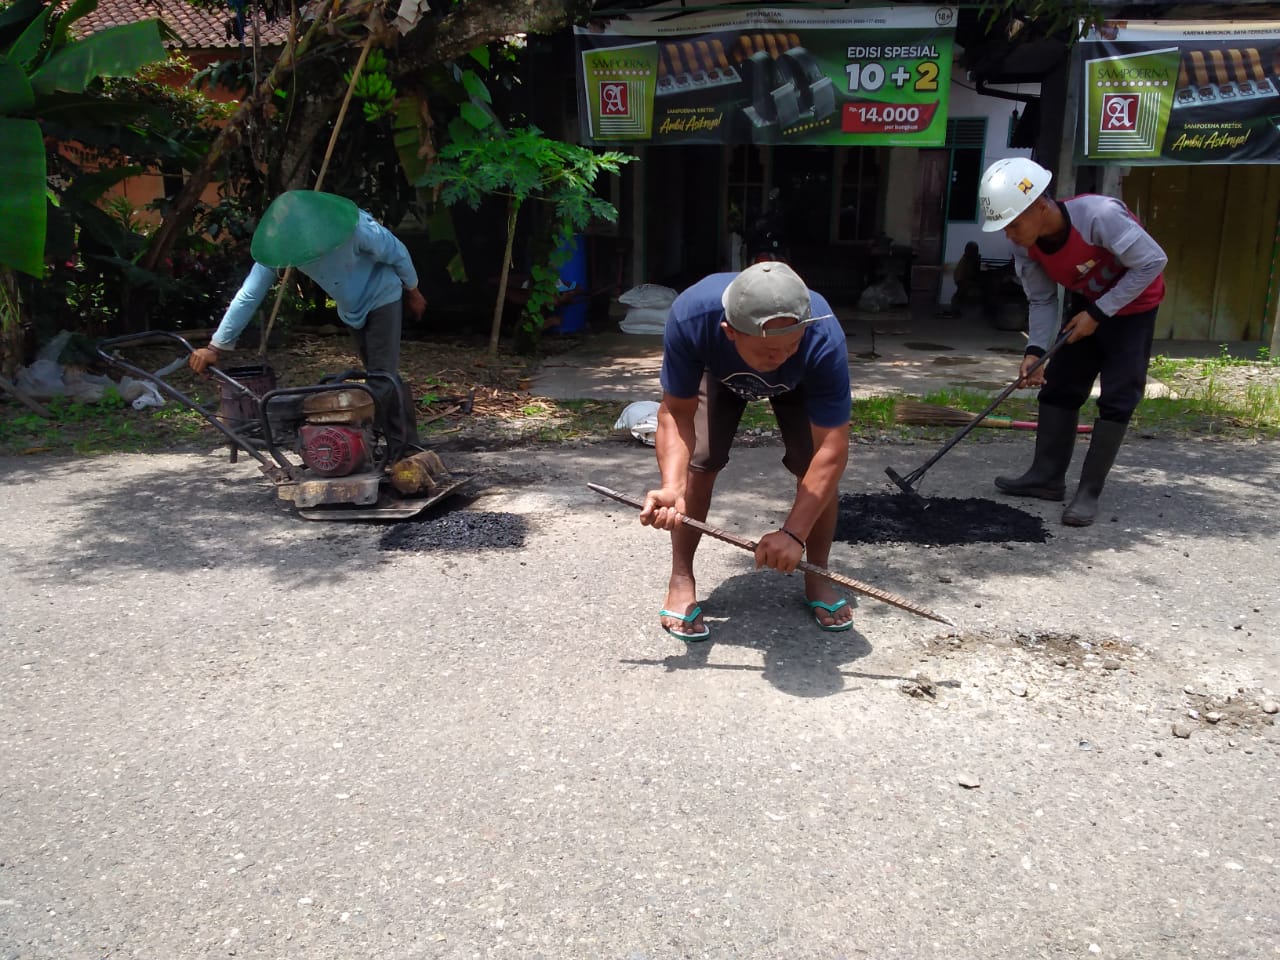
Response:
[250,191,359,267]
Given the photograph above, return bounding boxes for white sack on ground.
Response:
[617,284,679,309]
[619,307,669,335]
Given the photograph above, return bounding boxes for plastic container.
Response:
[554,234,588,334]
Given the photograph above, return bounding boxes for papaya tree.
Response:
[420,126,630,356]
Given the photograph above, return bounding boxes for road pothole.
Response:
[379,510,530,551]
[836,493,1048,546]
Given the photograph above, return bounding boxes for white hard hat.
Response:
[978,157,1052,232]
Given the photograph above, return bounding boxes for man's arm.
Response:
[1089,216,1167,320]
[1013,253,1061,356]
[355,216,423,315]
[751,421,849,574]
[783,422,850,540]
[640,392,699,530]
[189,262,275,372]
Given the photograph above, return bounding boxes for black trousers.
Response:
[1040,306,1158,424]
[350,298,403,373]
[350,297,419,446]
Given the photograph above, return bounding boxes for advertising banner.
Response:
[1079,20,1280,164]
[574,6,956,146]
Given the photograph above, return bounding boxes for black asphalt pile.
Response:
[380,510,529,551]
[836,493,1049,546]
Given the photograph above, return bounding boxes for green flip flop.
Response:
[807,598,853,633]
[659,605,710,641]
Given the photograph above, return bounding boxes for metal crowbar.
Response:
[885,330,1072,501]
[588,483,954,626]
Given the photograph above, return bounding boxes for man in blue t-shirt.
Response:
[639,261,853,640]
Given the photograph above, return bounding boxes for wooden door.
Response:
[909,149,950,311]
[1124,165,1280,342]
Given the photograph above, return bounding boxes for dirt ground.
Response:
[219,331,553,432]
[235,330,1280,440]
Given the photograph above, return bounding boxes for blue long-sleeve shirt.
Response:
[211,211,419,350]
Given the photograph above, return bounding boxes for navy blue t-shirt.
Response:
[660,272,852,429]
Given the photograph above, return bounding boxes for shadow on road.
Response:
[613,571,966,699]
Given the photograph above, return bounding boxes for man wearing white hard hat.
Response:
[978,157,1167,526]
[189,190,427,444]
[639,261,853,640]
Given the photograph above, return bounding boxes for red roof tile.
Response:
[75,0,294,50]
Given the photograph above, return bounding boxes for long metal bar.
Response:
[95,343,291,481]
[587,483,954,626]
[885,329,1072,498]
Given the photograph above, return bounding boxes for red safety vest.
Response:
[1026,196,1165,315]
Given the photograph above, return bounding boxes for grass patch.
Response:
[5,340,1277,458]
[890,359,1280,439]
[0,391,208,456]
[1146,346,1280,437]
[851,395,898,428]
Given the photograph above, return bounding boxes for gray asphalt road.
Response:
[2,435,1277,959]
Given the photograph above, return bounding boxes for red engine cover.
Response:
[299,424,370,477]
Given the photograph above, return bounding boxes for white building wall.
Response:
[937,79,1038,303]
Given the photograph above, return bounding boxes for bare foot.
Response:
[659,574,707,638]
[805,573,853,629]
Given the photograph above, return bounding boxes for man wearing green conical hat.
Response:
[189,190,427,442]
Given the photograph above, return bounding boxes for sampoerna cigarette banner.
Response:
[574,6,956,146]
[1079,19,1280,164]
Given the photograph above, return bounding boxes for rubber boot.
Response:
[994,404,1079,501]
[1062,419,1127,527]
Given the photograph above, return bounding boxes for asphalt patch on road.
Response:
[835,493,1048,546]
[379,510,529,552]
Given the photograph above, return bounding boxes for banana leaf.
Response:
[29,19,165,96]
[0,60,35,113]
[0,117,46,276]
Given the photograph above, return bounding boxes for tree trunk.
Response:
[491,198,520,357]
[273,94,344,194]
[395,0,582,73]
[0,267,24,380]
[140,7,333,275]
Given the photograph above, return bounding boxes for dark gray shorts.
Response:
[691,372,814,476]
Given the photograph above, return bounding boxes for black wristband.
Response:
[1084,300,1111,323]
[781,527,806,550]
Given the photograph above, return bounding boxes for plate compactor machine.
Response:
[98,331,470,520]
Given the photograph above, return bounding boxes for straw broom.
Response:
[892,399,1093,432]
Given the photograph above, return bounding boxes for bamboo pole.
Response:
[258,32,378,358]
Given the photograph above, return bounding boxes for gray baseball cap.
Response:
[721,261,829,337]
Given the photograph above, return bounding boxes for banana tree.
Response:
[0,0,166,278]
[0,0,165,375]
